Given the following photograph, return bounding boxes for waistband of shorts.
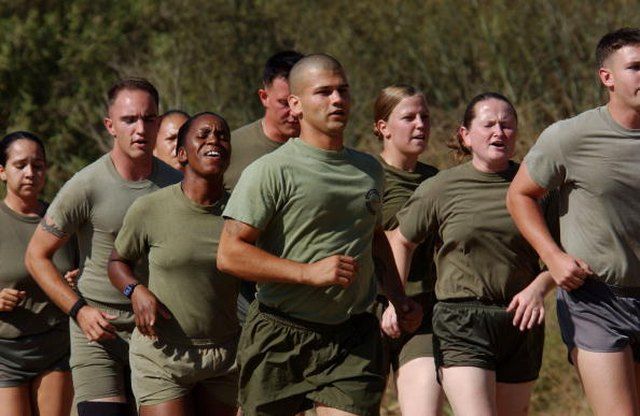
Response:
[257,302,370,333]
[576,278,640,298]
[438,297,510,308]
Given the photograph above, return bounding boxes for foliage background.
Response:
[1,1,639,414]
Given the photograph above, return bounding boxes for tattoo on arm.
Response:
[40,218,67,239]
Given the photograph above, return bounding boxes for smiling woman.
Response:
[108,112,239,416]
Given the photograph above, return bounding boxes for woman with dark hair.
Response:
[372,85,443,416]
[0,131,78,416]
[388,93,555,415]
[108,112,239,416]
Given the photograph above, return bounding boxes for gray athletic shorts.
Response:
[557,278,640,363]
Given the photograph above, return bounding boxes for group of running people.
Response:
[0,27,639,416]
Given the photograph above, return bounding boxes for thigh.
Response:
[314,403,359,416]
[309,314,385,416]
[70,319,128,403]
[396,357,443,416]
[0,384,31,416]
[441,366,495,416]
[573,346,639,416]
[139,396,190,416]
[129,330,189,407]
[194,384,236,416]
[495,381,535,416]
[31,370,73,416]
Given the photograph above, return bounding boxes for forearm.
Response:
[387,228,416,287]
[507,190,563,264]
[25,250,80,313]
[528,270,556,297]
[218,236,304,284]
[107,250,140,292]
[374,228,406,305]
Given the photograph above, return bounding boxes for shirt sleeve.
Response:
[523,123,568,190]
[222,159,282,230]
[113,199,148,262]
[397,178,439,244]
[45,176,91,235]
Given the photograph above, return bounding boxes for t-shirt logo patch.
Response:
[365,189,381,215]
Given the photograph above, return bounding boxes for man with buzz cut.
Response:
[25,78,182,416]
[218,54,422,416]
[507,27,640,416]
[225,50,304,323]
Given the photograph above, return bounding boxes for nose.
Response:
[330,89,344,105]
[24,163,35,178]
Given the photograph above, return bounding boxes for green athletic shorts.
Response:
[69,300,134,402]
[0,323,70,387]
[238,301,386,416]
[384,292,436,371]
[432,300,544,383]
[129,329,239,407]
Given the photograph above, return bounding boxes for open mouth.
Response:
[204,150,221,158]
[490,141,506,149]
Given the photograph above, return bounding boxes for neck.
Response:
[607,100,640,130]
[181,171,224,206]
[380,148,418,172]
[110,149,154,181]
[3,193,41,216]
[299,127,344,151]
[261,118,289,144]
[471,157,509,173]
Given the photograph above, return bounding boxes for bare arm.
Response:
[507,271,556,331]
[217,219,357,287]
[373,226,422,334]
[506,164,591,290]
[387,228,418,286]
[108,249,170,337]
[25,217,116,341]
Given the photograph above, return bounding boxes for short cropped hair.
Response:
[107,77,159,109]
[263,51,304,87]
[596,27,640,68]
[1,131,46,166]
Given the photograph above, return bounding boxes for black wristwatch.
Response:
[123,283,140,299]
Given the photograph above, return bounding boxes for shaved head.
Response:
[289,54,345,95]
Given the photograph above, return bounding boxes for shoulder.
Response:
[345,147,383,176]
[153,158,183,185]
[231,119,262,140]
[536,107,603,147]
[415,161,439,180]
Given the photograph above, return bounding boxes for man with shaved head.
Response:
[218,54,421,416]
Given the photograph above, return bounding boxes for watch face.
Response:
[124,283,137,298]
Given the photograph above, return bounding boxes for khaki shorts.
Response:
[433,300,544,383]
[383,292,436,371]
[238,302,385,416]
[129,329,239,407]
[69,301,134,402]
[0,323,70,387]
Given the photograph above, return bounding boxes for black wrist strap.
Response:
[68,298,87,320]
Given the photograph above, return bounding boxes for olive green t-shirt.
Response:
[224,119,284,190]
[224,138,384,324]
[397,162,540,302]
[115,184,239,345]
[525,106,640,288]
[377,156,439,296]
[46,154,182,305]
[0,201,77,338]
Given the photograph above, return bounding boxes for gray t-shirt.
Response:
[46,154,182,305]
[524,106,640,288]
[223,138,384,324]
[224,119,283,190]
[115,184,239,345]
